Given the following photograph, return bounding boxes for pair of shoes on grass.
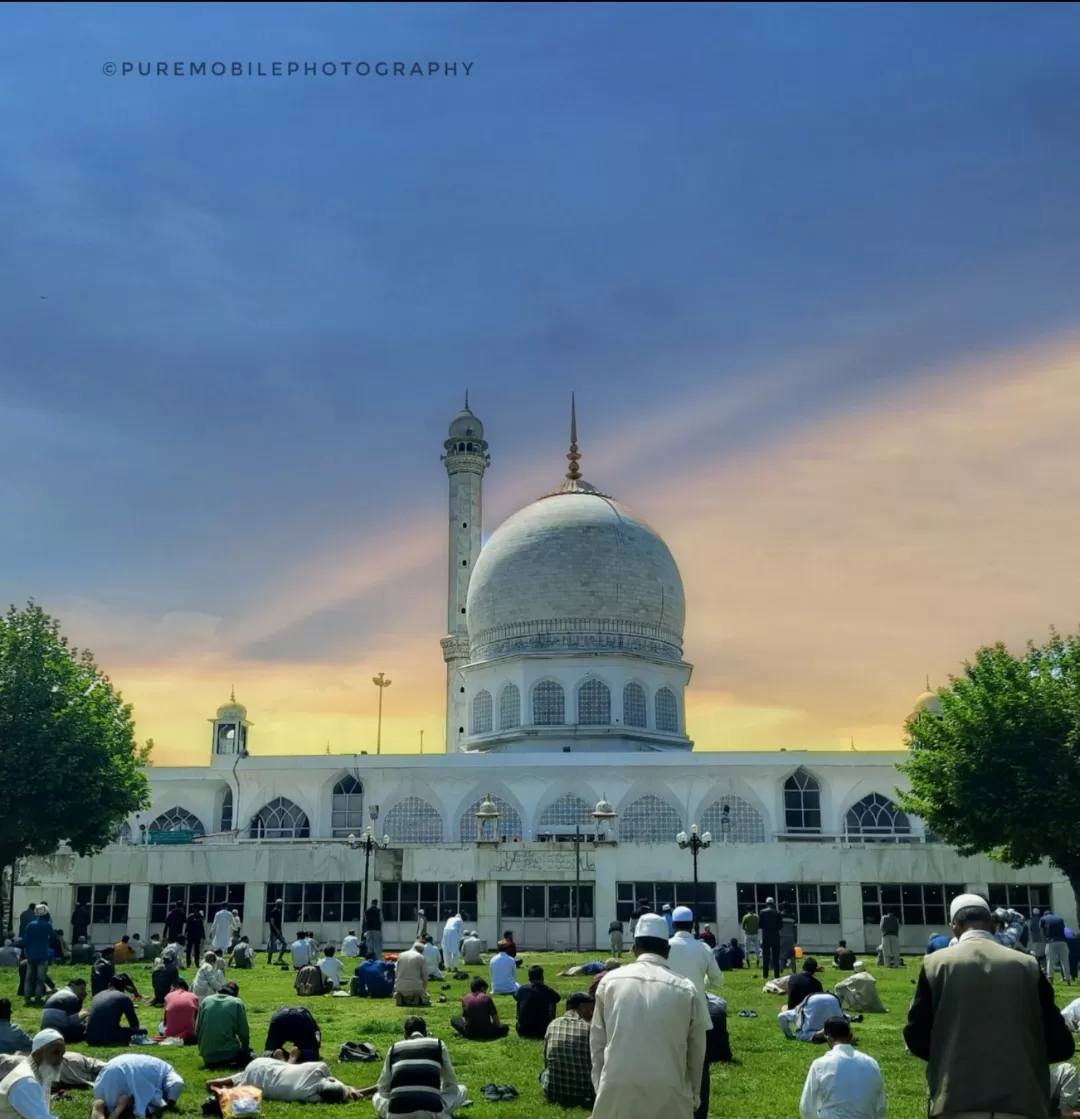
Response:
[481,1084,519,1102]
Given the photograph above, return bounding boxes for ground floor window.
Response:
[380,882,478,924]
[500,883,594,920]
[74,885,130,926]
[860,883,965,927]
[987,884,1052,918]
[150,884,245,926]
[265,883,362,925]
[736,883,839,925]
[615,882,717,924]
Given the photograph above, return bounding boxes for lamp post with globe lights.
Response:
[348,822,390,921]
[571,796,619,952]
[676,823,712,935]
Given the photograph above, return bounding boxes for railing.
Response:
[773,831,926,844]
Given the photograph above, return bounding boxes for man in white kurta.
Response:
[590,913,707,1119]
[441,913,463,971]
[799,1017,886,1119]
[210,908,233,956]
[0,1030,66,1119]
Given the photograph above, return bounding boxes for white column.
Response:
[128,884,151,940]
[245,882,268,946]
[839,882,866,952]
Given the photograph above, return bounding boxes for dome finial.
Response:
[464,388,469,411]
[230,685,235,703]
[926,673,931,692]
[566,393,582,481]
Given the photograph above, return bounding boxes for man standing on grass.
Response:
[741,908,760,966]
[880,910,901,968]
[590,913,706,1119]
[905,893,1075,1119]
[441,912,463,972]
[759,897,783,980]
[799,1017,886,1119]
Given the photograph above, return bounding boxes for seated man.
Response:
[112,937,135,966]
[786,958,824,1009]
[91,951,142,1000]
[780,992,845,1041]
[699,925,717,950]
[834,961,886,1014]
[143,936,163,964]
[422,936,444,980]
[926,933,952,955]
[163,979,199,1045]
[799,1017,885,1119]
[763,973,792,995]
[228,938,254,970]
[151,955,182,1008]
[540,992,594,1108]
[341,931,361,959]
[500,932,519,959]
[128,936,144,962]
[293,965,330,997]
[70,939,95,966]
[262,1006,321,1063]
[450,978,509,1040]
[353,955,395,999]
[1051,1061,1080,1118]
[714,939,745,971]
[207,1057,364,1104]
[489,945,519,995]
[193,953,226,1000]
[514,966,561,1039]
[90,1053,185,1119]
[48,931,68,966]
[0,1000,32,1055]
[41,979,89,1043]
[393,942,430,1008]
[834,941,857,970]
[290,933,311,971]
[0,941,21,969]
[196,983,254,1069]
[317,946,344,990]
[1062,996,1080,1032]
[369,1016,469,1118]
[0,1029,67,1119]
[461,932,484,967]
[85,977,141,1047]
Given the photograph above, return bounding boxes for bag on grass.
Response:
[339,1041,380,1063]
[218,1086,262,1118]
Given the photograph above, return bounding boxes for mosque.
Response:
[17,399,1073,952]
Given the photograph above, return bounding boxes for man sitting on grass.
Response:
[780,992,845,1042]
[85,978,140,1048]
[834,941,857,970]
[354,954,395,999]
[40,979,88,1043]
[514,966,561,1039]
[450,978,509,1040]
[422,936,444,980]
[799,1016,885,1119]
[368,1016,469,1118]
[540,992,595,1108]
[0,1001,32,1055]
[489,944,519,995]
[228,937,254,970]
[394,942,431,1008]
[317,945,345,990]
[163,979,199,1045]
[461,932,484,967]
[834,961,886,1014]
[196,982,254,1069]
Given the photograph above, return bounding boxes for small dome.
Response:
[593,797,616,818]
[216,703,247,721]
[475,796,500,820]
[912,691,942,718]
[449,406,484,441]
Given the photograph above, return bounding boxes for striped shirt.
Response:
[379,1034,458,1116]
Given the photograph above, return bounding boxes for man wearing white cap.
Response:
[590,913,707,1119]
[0,1029,67,1119]
[667,907,724,1119]
[905,892,1075,1119]
[834,961,886,1014]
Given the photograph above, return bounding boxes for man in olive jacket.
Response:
[904,893,1074,1119]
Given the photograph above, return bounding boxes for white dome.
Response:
[466,490,685,663]
[448,407,483,440]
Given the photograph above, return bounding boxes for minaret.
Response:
[439,394,490,752]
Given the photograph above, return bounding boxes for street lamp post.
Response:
[372,673,392,756]
[676,823,712,935]
[573,796,619,953]
[348,822,390,921]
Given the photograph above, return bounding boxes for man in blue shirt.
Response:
[1042,910,1071,986]
[354,954,395,998]
[926,934,951,954]
[21,907,53,1007]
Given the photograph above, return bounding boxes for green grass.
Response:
[4,955,1078,1118]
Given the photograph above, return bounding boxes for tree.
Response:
[899,627,1080,912]
[0,601,151,894]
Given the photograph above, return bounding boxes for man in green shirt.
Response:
[741,910,760,966]
[196,982,254,1068]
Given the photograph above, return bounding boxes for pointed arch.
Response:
[577,678,611,725]
[249,797,310,839]
[845,793,910,839]
[384,796,444,844]
[459,794,523,841]
[220,787,234,832]
[655,686,679,733]
[471,690,493,735]
[623,681,647,728]
[539,793,595,830]
[498,683,521,730]
[783,768,821,834]
[619,794,683,844]
[532,680,565,725]
[331,775,364,836]
[700,796,765,844]
[148,807,205,836]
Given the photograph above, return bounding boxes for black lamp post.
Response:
[348,818,390,920]
[676,823,712,934]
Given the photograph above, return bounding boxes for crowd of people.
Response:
[5,890,1080,1118]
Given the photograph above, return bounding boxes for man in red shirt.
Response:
[501,932,518,958]
[163,977,199,1044]
[450,978,510,1040]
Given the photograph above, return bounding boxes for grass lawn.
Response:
[3,953,1077,1118]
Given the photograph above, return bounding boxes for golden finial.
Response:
[230,685,235,703]
[566,393,582,481]
[926,674,931,692]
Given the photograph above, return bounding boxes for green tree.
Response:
[899,628,1080,911]
[0,601,151,894]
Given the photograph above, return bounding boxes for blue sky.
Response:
[2,3,1080,760]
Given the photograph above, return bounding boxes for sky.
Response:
[2,2,1080,764]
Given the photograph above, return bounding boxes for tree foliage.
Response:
[0,601,151,874]
[899,628,1080,905]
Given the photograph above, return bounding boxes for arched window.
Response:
[220,788,233,832]
[701,796,766,844]
[845,793,911,840]
[249,797,310,839]
[539,794,595,830]
[216,723,237,755]
[499,684,521,731]
[113,820,132,845]
[623,682,647,727]
[331,775,364,837]
[577,679,611,725]
[532,681,565,725]
[460,795,523,841]
[655,687,679,733]
[619,795,682,844]
[384,797,444,844]
[148,808,205,836]
[471,690,493,735]
[784,769,821,834]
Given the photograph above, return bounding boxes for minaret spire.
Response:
[230,685,235,703]
[566,392,582,481]
[464,388,469,410]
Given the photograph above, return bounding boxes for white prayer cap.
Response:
[672,906,694,923]
[634,913,671,940]
[949,893,991,922]
[765,897,775,904]
[31,1029,64,1053]
[853,960,866,972]
[661,903,671,912]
